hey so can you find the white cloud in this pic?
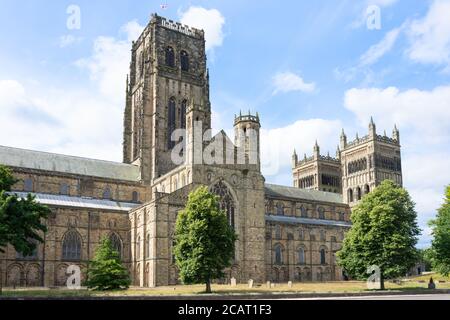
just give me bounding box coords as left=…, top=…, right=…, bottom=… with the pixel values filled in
left=59, top=35, right=83, bottom=48
left=360, top=28, right=401, bottom=66
left=75, top=21, right=145, bottom=104
left=0, top=79, right=123, bottom=161
left=272, top=72, right=316, bottom=95
left=120, top=20, right=145, bottom=42
left=406, top=0, right=450, bottom=69
left=0, top=21, right=147, bottom=162
left=179, top=6, right=225, bottom=52
left=344, top=84, right=450, bottom=248
left=261, top=119, right=342, bottom=177
left=344, top=85, right=450, bottom=141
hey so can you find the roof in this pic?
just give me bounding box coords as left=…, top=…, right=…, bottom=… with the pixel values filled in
left=266, top=215, right=351, bottom=228
left=265, top=183, right=344, bottom=204
left=0, top=145, right=140, bottom=181
left=10, top=192, right=139, bottom=212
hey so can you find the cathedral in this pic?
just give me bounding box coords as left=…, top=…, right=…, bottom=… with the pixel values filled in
left=0, top=14, right=402, bottom=288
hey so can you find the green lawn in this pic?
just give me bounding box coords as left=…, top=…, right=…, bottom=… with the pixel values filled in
left=1, top=275, right=449, bottom=298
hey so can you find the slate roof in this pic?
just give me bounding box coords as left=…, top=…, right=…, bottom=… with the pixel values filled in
left=10, top=192, right=139, bottom=212
left=266, top=215, right=351, bottom=228
left=0, top=145, right=140, bottom=181
left=265, top=183, right=344, bottom=204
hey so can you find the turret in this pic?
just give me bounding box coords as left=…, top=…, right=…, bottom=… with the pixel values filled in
left=369, top=116, right=376, bottom=138
left=292, top=149, right=298, bottom=169
left=313, top=140, right=320, bottom=159
left=340, top=129, right=347, bottom=149
left=393, top=124, right=400, bottom=144
left=336, top=145, right=341, bottom=159
left=234, top=110, right=261, bottom=168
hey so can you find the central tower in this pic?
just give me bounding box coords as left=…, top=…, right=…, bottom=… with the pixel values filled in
left=123, top=14, right=211, bottom=185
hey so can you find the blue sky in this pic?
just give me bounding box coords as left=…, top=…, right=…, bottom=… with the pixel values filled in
left=1, top=0, right=450, bottom=248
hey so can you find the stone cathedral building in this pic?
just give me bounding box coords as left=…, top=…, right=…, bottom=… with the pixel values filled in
left=0, top=14, right=402, bottom=288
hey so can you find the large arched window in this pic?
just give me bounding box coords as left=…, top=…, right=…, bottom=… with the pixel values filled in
left=165, top=46, right=175, bottom=67
left=180, top=50, right=189, bottom=72
left=320, top=248, right=326, bottom=265
left=109, top=233, right=122, bottom=258
left=62, top=230, right=82, bottom=261
left=356, top=187, right=362, bottom=200
left=274, top=244, right=283, bottom=265
left=168, top=97, right=176, bottom=149
left=364, top=184, right=370, bottom=194
left=211, top=180, right=235, bottom=229
left=298, top=247, right=305, bottom=265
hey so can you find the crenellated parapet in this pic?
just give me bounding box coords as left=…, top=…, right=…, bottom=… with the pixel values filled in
left=154, top=14, right=205, bottom=39
left=234, top=111, right=260, bottom=126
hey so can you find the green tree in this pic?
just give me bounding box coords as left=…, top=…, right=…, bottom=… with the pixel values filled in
left=85, top=236, right=131, bottom=291
left=428, top=186, right=450, bottom=276
left=174, top=186, right=237, bottom=293
left=0, top=165, right=50, bottom=293
left=337, top=180, right=420, bottom=289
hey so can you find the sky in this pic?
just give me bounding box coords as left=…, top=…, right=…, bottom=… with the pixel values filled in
left=1, top=0, right=450, bottom=248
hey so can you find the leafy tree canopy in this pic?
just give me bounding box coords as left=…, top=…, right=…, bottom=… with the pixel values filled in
left=0, top=165, right=49, bottom=256
left=85, top=236, right=131, bottom=291
left=174, top=186, right=237, bottom=293
left=337, top=180, right=420, bottom=287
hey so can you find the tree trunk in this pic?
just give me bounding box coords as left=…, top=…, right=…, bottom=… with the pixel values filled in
left=205, top=279, right=212, bottom=293
left=380, top=272, right=385, bottom=290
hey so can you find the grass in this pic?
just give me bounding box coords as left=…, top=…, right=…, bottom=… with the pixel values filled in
left=1, top=273, right=449, bottom=298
